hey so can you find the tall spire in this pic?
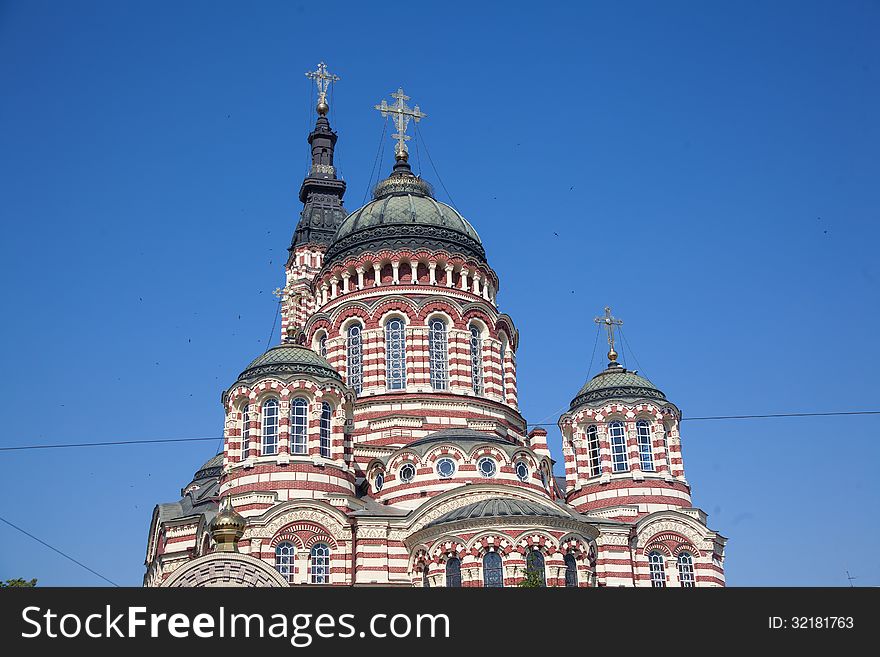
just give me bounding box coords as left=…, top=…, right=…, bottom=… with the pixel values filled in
left=290, top=61, right=347, bottom=250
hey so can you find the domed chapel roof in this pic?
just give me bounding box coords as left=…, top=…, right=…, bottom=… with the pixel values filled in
left=232, top=343, right=342, bottom=387
left=570, top=361, right=666, bottom=409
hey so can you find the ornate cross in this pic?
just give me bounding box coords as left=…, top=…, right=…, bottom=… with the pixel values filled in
left=374, top=87, right=426, bottom=160
left=594, top=306, right=624, bottom=362
left=305, top=61, right=339, bottom=109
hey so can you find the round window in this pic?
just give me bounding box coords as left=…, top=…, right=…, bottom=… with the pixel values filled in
left=477, top=457, right=497, bottom=478
left=375, top=473, right=384, bottom=491
left=436, top=458, right=456, bottom=478
left=515, top=461, right=529, bottom=482
left=399, top=463, right=416, bottom=483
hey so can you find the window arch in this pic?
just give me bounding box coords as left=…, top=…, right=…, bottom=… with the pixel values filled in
left=318, top=333, right=328, bottom=358
left=241, top=404, right=251, bottom=458
left=319, top=402, right=332, bottom=458
left=385, top=318, right=407, bottom=390
left=469, top=324, right=483, bottom=395
left=289, top=398, right=308, bottom=455
left=649, top=551, right=666, bottom=587
left=346, top=324, right=363, bottom=394
left=422, top=566, right=430, bottom=588
left=310, top=544, right=330, bottom=584
left=261, top=399, right=279, bottom=456
left=609, top=421, right=628, bottom=472
left=428, top=318, right=449, bottom=390
left=275, top=542, right=295, bottom=583
left=677, top=551, right=695, bottom=587
left=586, top=425, right=601, bottom=477
left=446, top=557, right=462, bottom=588
left=483, top=551, right=503, bottom=587
left=525, top=549, right=546, bottom=587
left=636, top=420, right=654, bottom=471
left=564, top=553, right=578, bottom=587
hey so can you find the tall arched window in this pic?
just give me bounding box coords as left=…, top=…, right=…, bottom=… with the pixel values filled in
left=483, top=551, right=503, bottom=588
left=319, top=402, right=332, bottom=458
left=428, top=318, right=449, bottom=390
left=677, top=552, right=695, bottom=587
left=564, top=553, right=578, bottom=587
left=649, top=551, right=666, bottom=587
left=346, top=324, right=363, bottom=394
left=241, top=404, right=251, bottom=458
left=310, top=544, right=330, bottom=584
left=470, top=325, right=483, bottom=395
left=422, top=566, right=430, bottom=588
left=275, top=542, right=295, bottom=583
left=662, top=423, right=671, bottom=464
left=289, top=398, right=308, bottom=455
left=499, top=340, right=507, bottom=399
left=586, top=425, right=601, bottom=477
left=445, top=557, right=462, bottom=588
left=609, top=421, right=628, bottom=472
left=385, top=318, right=407, bottom=390
left=261, top=399, right=279, bottom=456
left=636, top=420, right=654, bottom=471
left=319, top=333, right=328, bottom=358
left=525, top=550, right=546, bottom=587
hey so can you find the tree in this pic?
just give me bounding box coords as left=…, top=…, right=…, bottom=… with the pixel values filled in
left=517, top=568, right=543, bottom=588
left=0, top=578, right=37, bottom=587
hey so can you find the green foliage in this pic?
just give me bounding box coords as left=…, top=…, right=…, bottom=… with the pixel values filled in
left=0, top=578, right=37, bottom=587
left=517, top=568, right=544, bottom=588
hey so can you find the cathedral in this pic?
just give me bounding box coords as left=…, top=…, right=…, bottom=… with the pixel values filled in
left=144, top=63, right=727, bottom=588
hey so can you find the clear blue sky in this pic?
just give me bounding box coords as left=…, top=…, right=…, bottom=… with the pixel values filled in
left=1, top=1, right=878, bottom=587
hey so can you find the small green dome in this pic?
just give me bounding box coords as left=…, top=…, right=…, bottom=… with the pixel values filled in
left=570, top=363, right=666, bottom=409
left=323, top=161, right=485, bottom=267
left=234, top=344, right=342, bottom=386
left=425, top=497, right=572, bottom=528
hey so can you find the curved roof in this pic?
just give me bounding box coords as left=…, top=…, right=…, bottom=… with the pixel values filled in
left=232, top=343, right=342, bottom=386
left=323, top=161, right=485, bottom=267
left=425, top=497, right=572, bottom=528
left=570, top=362, right=666, bottom=409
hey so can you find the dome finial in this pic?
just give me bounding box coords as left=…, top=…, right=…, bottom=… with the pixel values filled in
left=594, top=306, right=624, bottom=367
left=305, top=61, right=339, bottom=117
left=209, top=495, right=245, bottom=552
left=374, top=87, right=426, bottom=163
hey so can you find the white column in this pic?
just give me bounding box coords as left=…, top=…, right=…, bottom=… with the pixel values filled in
left=472, top=272, right=481, bottom=295
left=356, top=267, right=365, bottom=290
left=330, top=277, right=339, bottom=299
left=410, top=262, right=418, bottom=284
left=342, top=272, right=351, bottom=294
left=460, top=268, right=469, bottom=291
left=429, top=262, right=437, bottom=285
left=444, top=265, right=454, bottom=287
left=373, top=263, right=381, bottom=286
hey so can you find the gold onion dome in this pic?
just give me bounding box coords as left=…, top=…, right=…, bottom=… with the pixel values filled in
left=210, top=496, right=245, bottom=552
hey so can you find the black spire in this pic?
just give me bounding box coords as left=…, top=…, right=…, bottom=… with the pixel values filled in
left=290, top=64, right=347, bottom=251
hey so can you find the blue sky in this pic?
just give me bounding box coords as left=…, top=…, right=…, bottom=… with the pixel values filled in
left=1, top=1, right=877, bottom=587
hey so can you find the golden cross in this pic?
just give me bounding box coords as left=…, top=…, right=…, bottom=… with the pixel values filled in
left=305, top=62, right=339, bottom=113
left=374, top=87, right=426, bottom=160
left=594, top=306, right=624, bottom=362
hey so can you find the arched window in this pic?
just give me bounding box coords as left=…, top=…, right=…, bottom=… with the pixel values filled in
left=470, top=325, right=483, bottom=395
left=422, top=566, right=430, bottom=588
left=446, top=557, right=462, bottom=588
left=564, top=553, right=578, bottom=587
left=649, top=551, right=666, bottom=587
left=241, top=404, right=251, bottom=458
left=428, top=318, right=449, bottom=390
left=483, top=551, right=503, bottom=587
left=586, top=425, right=601, bottom=477
left=261, top=399, right=279, bottom=456
left=385, top=318, right=407, bottom=390
left=275, top=542, right=295, bottom=583
left=525, top=550, right=546, bottom=587
left=319, top=333, right=328, bottom=358
left=346, top=324, right=363, bottom=394
left=310, top=544, right=330, bottom=584
left=374, top=472, right=384, bottom=492
left=319, top=402, right=332, bottom=458
left=289, top=398, right=308, bottom=455
left=499, top=340, right=507, bottom=399
left=636, top=420, right=654, bottom=471
left=677, top=552, right=695, bottom=587
left=609, top=421, right=628, bottom=472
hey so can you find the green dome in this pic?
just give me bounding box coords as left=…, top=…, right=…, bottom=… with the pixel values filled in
left=233, top=344, right=342, bottom=386
left=425, top=497, right=572, bottom=529
left=323, top=161, right=485, bottom=267
left=570, top=363, right=666, bottom=409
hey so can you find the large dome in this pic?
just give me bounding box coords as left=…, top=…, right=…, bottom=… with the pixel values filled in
left=323, top=160, right=485, bottom=267
left=570, top=362, right=666, bottom=409
left=232, top=343, right=342, bottom=386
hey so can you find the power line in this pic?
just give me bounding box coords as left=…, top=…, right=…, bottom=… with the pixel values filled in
left=526, top=410, right=880, bottom=426
left=414, top=122, right=458, bottom=209
left=0, top=515, right=120, bottom=587
left=0, top=436, right=221, bottom=452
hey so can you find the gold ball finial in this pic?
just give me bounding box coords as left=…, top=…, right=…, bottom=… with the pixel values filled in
left=316, top=99, right=329, bottom=116
left=210, top=496, right=245, bottom=552
left=395, top=148, right=409, bottom=162
left=608, top=347, right=618, bottom=362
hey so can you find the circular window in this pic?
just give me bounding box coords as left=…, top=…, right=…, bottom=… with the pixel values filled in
left=436, top=458, right=456, bottom=479
left=375, top=473, right=384, bottom=491
left=399, top=463, right=416, bottom=483
left=515, top=461, right=529, bottom=482
left=477, top=457, right=497, bottom=478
